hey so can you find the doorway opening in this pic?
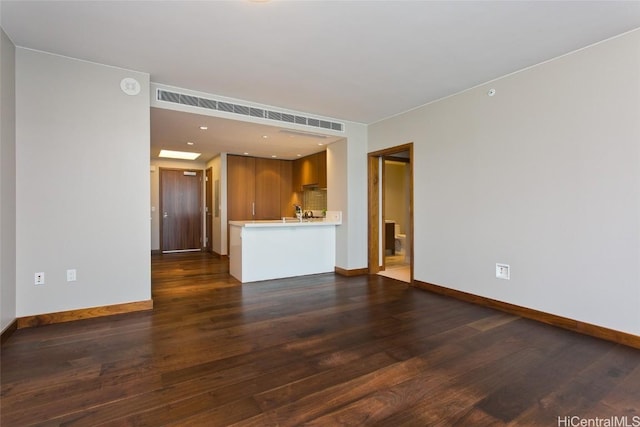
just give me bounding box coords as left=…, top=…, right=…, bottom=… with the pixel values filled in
left=368, top=143, right=413, bottom=283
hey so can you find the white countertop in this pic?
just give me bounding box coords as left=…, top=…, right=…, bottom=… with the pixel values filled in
left=229, top=218, right=341, bottom=228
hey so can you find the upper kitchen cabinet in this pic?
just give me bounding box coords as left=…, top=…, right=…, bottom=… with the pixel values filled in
left=228, top=155, right=292, bottom=221
left=316, top=150, right=327, bottom=189
left=292, top=151, right=327, bottom=191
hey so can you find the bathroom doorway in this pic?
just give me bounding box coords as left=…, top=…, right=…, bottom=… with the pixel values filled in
left=367, top=143, right=413, bottom=283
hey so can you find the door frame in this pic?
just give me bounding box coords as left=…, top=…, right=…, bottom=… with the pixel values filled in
left=206, top=167, right=213, bottom=253
left=159, top=167, right=204, bottom=253
left=367, top=143, right=414, bottom=281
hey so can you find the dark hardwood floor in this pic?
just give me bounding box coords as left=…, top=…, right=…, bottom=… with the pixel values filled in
left=2, top=252, right=640, bottom=426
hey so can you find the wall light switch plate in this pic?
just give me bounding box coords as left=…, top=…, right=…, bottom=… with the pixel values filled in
left=496, top=263, right=510, bottom=280
left=67, top=269, right=77, bottom=282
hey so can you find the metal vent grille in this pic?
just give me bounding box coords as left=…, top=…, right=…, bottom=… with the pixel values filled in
left=218, top=101, right=233, bottom=113
left=159, top=91, right=180, bottom=103
left=200, top=99, right=216, bottom=110
left=181, top=95, right=198, bottom=106
left=157, top=89, right=344, bottom=132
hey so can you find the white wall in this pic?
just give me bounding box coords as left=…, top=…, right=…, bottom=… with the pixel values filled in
left=150, top=159, right=206, bottom=251
left=206, top=155, right=224, bottom=255
left=327, top=126, right=368, bottom=271
left=0, top=28, right=16, bottom=332
left=369, top=30, right=640, bottom=335
left=327, top=140, right=348, bottom=267
left=327, top=123, right=368, bottom=270
left=344, top=124, right=369, bottom=270
left=16, top=49, right=151, bottom=316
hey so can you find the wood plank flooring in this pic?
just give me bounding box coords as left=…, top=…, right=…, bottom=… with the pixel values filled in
left=2, top=252, right=640, bottom=426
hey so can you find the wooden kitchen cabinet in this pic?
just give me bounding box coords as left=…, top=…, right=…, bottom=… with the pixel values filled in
left=228, top=155, right=293, bottom=220
left=227, top=155, right=255, bottom=220
left=292, top=157, right=302, bottom=190
left=300, top=154, right=317, bottom=187
left=279, top=159, right=295, bottom=217
left=317, top=150, right=327, bottom=189
left=292, top=150, right=327, bottom=191
left=254, top=158, right=281, bottom=219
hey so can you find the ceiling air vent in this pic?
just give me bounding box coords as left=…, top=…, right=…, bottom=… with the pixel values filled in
left=250, top=108, right=264, bottom=118
left=218, top=101, right=234, bottom=113
left=233, top=105, right=250, bottom=116
left=267, top=111, right=281, bottom=121
left=181, top=95, right=199, bottom=107
left=157, top=89, right=344, bottom=132
left=281, top=113, right=295, bottom=123
left=200, top=98, right=217, bottom=110
left=158, top=90, right=180, bottom=103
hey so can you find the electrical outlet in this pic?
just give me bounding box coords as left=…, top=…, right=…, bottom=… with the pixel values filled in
left=67, top=269, right=77, bottom=282
left=34, top=272, right=45, bottom=285
left=496, top=263, right=510, bottom=280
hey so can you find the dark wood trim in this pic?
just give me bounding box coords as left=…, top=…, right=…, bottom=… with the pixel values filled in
left=383, top=155, right=410, bottom=163
left=151, top=249, right=161, bottom=255
left=382, top=158, right=387, bottom=268
left=413, top=280, right=640, bottom=350
left=17, top=300, right=153, bottom=329
left=335, top=267, right=369, bottom=277
left=1, top=319, right=18, bottom=345
left=368, top=143, right=414, bottom=158
left=368, top=143, right=414, bottom=282
left=206, top=167, right=213, bottom=253
left=367, top=155, right=380, bottom=273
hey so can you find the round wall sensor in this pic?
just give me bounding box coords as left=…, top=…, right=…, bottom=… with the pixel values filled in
left=120, top=77, right=141, bottom=96
left=487, top=88, right=496, bottom=97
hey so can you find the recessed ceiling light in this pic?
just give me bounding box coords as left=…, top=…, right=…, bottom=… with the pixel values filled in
left=317, top=143, right=324, bottom=146
left=297, top=154, right=302, bottom=157
left=199, top=126, right=208, bottom=130
left=262, top=135, right=268, bottom=139
left=243, top=152, right=249, bottom=155
left=186, top=141, right=194, bottom=146
left=271, top=155, right=277, bottom=158
left=159, top=150, right=201, bottom=160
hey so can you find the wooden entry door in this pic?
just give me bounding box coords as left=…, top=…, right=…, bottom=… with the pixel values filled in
left=160, top=168, right=203, bottom=253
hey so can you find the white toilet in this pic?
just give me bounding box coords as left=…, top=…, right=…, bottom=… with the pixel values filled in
left=394, top=224, right=406, bottom=255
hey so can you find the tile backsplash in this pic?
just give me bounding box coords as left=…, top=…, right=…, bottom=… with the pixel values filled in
left=303, top=189, right=327, bottom=211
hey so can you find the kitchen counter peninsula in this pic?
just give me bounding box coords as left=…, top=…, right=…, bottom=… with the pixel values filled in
left=229, top=213, right=342, bottom=283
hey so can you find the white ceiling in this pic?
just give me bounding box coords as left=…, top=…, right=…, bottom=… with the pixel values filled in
left=150, top=107, right=344, bottom=161
left=3, top=1, right=640, bottom=161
